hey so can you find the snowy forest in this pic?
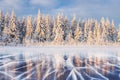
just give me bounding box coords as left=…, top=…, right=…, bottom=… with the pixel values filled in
left=0, top=10, right=120, bottom=46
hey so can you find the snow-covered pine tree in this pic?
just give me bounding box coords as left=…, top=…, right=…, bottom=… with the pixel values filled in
left=83, top=21, right=88, bottom=42
left=4, top=12, right=10, bottom=27
left=79, top=20, right=85, bottom=39
left=63, top=17, right=74, bottom=44
left=86, top=19, right=93, bottom=32
left=71, top=14, right=77, bottom=39
left=25, top=16, right=33, bottom=44
left=93, top=20, right=102, bottom=44
left=74, top=22, right=82, bottom=43
left=33, top=16, right=37, bottom=32
left=52, top=17, right=57, bottom=41
left=32, top=16, right=37, bottom=41
left=87, top=31, right=94, bottom=45
left=2, top=12, right=10, bottom=45
left=100, top=17, right=108, bottom=44
left=117, top=25, right=120, bottom=43
left=53, top=26, right=64, bottom=44
left=105, top=18, right=111, bottom=43
left=85, top=19, right=93, bottom=43
left=39, top=14, right=46, bottom=42
left=53, top=14, right=64, bottom=44
left=108, top=20, right=117, bottom=42
left=2, top=25, right=10, bottom=45
left=63, top=16, right=69, bottom=41
left=83, top=21, right=89, bottom=42
left=0, top=11, right=4, bottom=42
left=17, top=17, right=26, bottom=44
left=8, top=10, right=20, bottom=45
left=45, top=15, right=51, bottom=41
left=66, top=31, right=74, bottom=45
left=34, top=10, right=41, bottom=42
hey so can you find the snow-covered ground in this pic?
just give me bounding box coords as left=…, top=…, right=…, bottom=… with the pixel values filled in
left=0, top=45, right=120, bottom=54
left=0, top=46, right=120, bottom=80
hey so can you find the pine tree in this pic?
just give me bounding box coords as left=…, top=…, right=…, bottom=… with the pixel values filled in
left=0, top=11, right=4, bottom=41
left=63, top=16, right=69, bottom=40
left=100, top=17, right=107, bottom=44
left=34, top=10, right=41, bottom=42
left=93, top=20, right=102, bottom=44
left=2, top=12, right=10, bottom=45
left=17, top=17, right=26, bottom=44
left=105, top=18, right=111, bottom=43
left=74, top=22, right=82, bottom=42
left=83, top=22, right=88, bottom=42
left=53, top=26, right=64, bottom=44
left=25, top=16, right=33, bottom=44
left=9, top=10, right=16, bottom=32
left=45, top=15, right=51, bottom=41
left=87, top=31, right=93, bottom=45
left=53, top=14, right=64, bottom=44
left=52, top=17, right=57, bottom=41
left=87, top=19, right=93, bottom=30
left=4, top=12, right=10, bottom=27
left=105, top=18, right=111, bottom=28
left=66, top=31, right=74, bottom=45
left=108, top=20, right=116, bottom=42
left=71, top=15, right=77, bottom=38
left=39, top=14, right=46, bottom=42
left=8, top=10, right=20, bottom=45
left=117, top=26, right=120, bottom=43
left=26, top=16, right=33, bottom=38
left=33, top=16, right=37, bottom=31
left=2, top=25, right=10, bottom=45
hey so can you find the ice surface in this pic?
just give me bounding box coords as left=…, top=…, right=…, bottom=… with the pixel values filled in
left=0, top=46, right=120, bottom=80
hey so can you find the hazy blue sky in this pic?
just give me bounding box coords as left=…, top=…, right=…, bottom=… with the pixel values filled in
left=0, top=0, right=120, bottom=25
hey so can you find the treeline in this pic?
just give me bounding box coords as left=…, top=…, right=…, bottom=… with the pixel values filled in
left=0, top=10, right=120, bottom=46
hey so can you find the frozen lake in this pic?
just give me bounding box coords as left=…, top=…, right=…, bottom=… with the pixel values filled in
left=0, top=46, right=120, bottom=80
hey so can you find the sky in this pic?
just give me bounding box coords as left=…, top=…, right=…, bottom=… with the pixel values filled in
left=0, top=0, right=120, bottom=26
